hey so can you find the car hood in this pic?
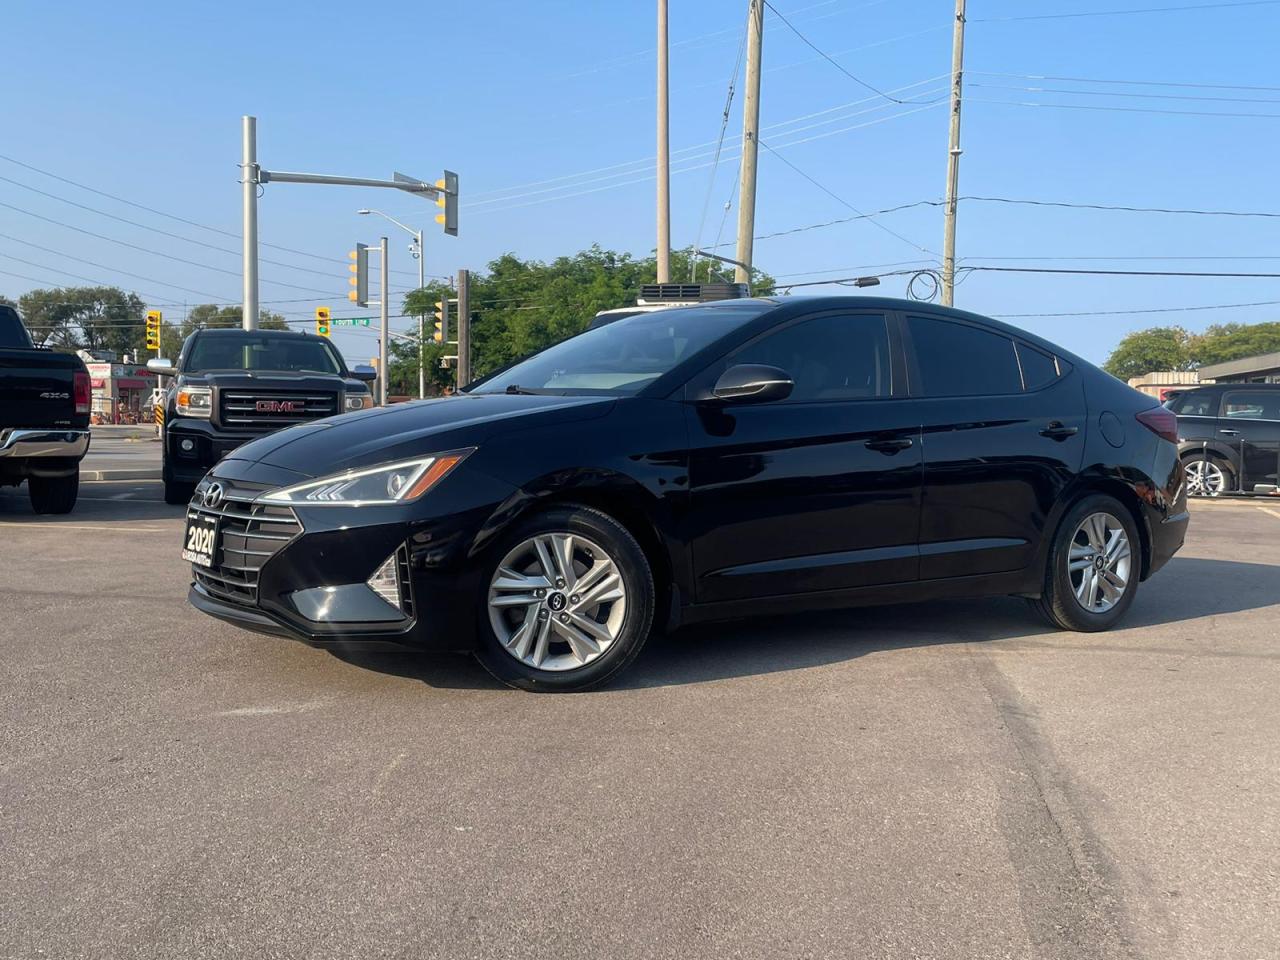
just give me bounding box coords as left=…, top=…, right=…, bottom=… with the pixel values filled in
left=222, top=392, right=616, bottom=477
left=179, top=370, right=364, bottom=393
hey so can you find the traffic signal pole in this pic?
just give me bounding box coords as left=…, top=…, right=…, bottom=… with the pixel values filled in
left=416, top=227, right=425, bottom=399
left=237, top=115, right=457, bottom=336
left=379, top=237, right=389, bottom=406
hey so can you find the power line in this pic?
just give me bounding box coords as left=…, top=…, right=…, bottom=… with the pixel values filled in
left=961, top=196, right=1280, bottom=218
left=969, top=83, right=1280, bottom=104
left=757, top=139, right=936, bottom=255
left=0, top=200, right=339, bottom=295
left=972, top=1, right=1280, bottom=22
left=971, top=97, right=1280, bottom=120
left=0, top=153, right=427, bottom=280
left=971, top=71, right=1280, bottom=93
left=961, top=265, right=1280, bottom=278
left=994, top=299, right=1280, bottom=318
left=762, top=0, right=944, bottom=106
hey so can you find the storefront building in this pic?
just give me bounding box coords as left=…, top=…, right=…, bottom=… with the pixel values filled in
left=86, top=361, right=159, bottom=424
left=1197, top=352, right=1280, bottom=385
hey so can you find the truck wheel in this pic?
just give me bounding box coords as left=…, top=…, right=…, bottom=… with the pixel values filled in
left=28, top=472, right=79, bottom=515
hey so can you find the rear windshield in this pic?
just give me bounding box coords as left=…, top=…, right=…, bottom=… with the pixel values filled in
left=0, top=307, right=34, bottom=349
left=185, top=335, right=344, bottom=374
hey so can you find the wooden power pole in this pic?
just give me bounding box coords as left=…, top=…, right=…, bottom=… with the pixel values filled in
left=733, top=0, right=764, bottom=286
left=941, top=0, right=966, bottom=306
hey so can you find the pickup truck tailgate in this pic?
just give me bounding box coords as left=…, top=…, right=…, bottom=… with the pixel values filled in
left=0, top=347, right=86, bottom=430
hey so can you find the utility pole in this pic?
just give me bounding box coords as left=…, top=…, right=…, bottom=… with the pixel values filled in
left=941, top=0, right=966, bottom=307
left=456, top=269, right=470, bottom=390
left=656, top=0, right=671, bottom=282
left=241, top=116, right=259, bottom=330
left=379, top=236, right=389, bottom=405
left=734, top=0, right=764, bottom=285
left=415, top=228, right=425, bottom=399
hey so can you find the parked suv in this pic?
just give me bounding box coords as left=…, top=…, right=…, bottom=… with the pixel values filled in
left=149, top=328, right=377, bottom=504
left=1168, top=383, right=1280, bottom=496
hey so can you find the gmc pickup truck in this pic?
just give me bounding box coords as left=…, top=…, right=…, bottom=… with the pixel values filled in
left=0, top=305, right=91, bottom=513
left=148, top=327, right=376, bottom=504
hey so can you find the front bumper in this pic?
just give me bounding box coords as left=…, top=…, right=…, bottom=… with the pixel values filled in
left=183, top=458, right=515, bottom=653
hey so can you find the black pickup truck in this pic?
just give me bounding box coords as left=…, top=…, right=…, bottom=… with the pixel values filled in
left=149, top=327, right=376, bottom=504
left=0, top=305, right=91, bottom=513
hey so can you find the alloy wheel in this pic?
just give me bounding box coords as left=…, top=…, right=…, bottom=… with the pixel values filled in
left=1184, top=459, right=1225, bottom=497
left=487, top=532, right=627, bottom=671
left=1067, top=512, right=1132, bottom=614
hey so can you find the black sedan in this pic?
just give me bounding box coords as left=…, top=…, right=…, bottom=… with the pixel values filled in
left=184, top=296, right=1189, bottom=691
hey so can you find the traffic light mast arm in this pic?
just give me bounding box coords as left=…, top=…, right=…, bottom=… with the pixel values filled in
left=260, top=169, right=442, bottom=198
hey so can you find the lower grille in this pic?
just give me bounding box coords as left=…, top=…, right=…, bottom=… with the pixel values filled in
left=189, top=478, right=300, bottom=607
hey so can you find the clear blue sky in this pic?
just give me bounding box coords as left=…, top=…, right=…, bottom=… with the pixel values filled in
left=2, top=0, right=1278, bottom=364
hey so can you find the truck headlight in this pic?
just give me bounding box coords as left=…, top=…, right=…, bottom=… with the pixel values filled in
left=259, top=449, right=471, bottom=505
left=176, top=387, right=212, bottom=417
left=344, top=393, right=373, bottom=412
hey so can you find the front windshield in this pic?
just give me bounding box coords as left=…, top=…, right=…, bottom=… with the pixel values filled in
left=186, top=335, right=344, bottom=375
left=472, top=303, right=767, bottom=395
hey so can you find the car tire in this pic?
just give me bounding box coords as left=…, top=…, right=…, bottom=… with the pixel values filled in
left=162, top=459, right=194, bottom=506
left=474, top=505, right=655, bottom=692
left=28, top=471, right=79, bottom=514
left=1181, top=452, right=1232, bottom=498
left=1028, top=493, right=1140, bottom=632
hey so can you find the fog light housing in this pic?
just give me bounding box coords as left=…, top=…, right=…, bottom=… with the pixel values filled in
left=180, top=438, right=195, bottom=452
left=367, top=552, right=401, bottom=609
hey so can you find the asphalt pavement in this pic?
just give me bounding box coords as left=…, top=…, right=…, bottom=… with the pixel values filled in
left=1, top=484, right=1277, bottom=959
left=82, top=425, right=163, bottom=480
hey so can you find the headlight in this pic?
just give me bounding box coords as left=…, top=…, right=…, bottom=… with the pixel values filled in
left=176, top=387, right=212, bottom=417
left=259, top=449, right=472, bottom=506
left=344, top=393, right=373, bottom=412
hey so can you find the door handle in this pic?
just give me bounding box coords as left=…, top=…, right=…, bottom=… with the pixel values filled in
left=865, top=437, right=913, bottom=454
left=1220, top=429, right=1240, bottom=436
left=1039, top=421, right=1079, bottom=441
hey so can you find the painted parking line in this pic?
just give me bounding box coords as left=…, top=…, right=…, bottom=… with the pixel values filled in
left=1258, top=506, right=1280, bottom=520
left=0, top=522, right=172, bottom=533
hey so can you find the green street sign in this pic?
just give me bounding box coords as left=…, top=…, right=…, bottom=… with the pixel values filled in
left=331, top=317, right=373, bottom=327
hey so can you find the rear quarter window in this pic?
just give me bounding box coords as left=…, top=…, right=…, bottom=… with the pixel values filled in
left=1015, top=342, right=1059, bottom=391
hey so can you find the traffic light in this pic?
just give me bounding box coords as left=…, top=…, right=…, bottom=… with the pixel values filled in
left=348, top=243, right=369, bottom=306
left=435, top=170, right=458, bottom=237
left=145, top=310, right=162, bottom=350
left=315, top=306, right=331, bottom=337
left=431, top=299, right=447, bottom=343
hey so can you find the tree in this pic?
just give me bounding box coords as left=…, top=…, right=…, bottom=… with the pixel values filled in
left=1194, top=321, right=1280, bottom=366
left=398, top=245, right=775, bottom=391
left=181, top=304, right=290, bottom=337
left=15, top=286, right=144, bottom=353
left=1102, top=327, right=1195, bottom=380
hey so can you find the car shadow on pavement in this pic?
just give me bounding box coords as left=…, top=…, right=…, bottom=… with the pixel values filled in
left=330, top=555, right=1279, bottom=691
left=0, top=481, right=183, bottom=523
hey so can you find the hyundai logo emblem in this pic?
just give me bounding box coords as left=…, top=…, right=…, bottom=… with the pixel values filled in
left=202, top=482, right=225, bottom=509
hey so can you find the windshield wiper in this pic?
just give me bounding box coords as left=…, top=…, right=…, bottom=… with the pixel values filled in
left=504, top=384, right=544, bottom=395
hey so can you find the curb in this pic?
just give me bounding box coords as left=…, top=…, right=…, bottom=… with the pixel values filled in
left=82, top=469, right=162, bottom=482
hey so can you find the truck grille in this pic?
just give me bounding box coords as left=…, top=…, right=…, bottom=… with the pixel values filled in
left=219, top=390, right=337, bottom=430
left=189, top=478, right=300, bottom=607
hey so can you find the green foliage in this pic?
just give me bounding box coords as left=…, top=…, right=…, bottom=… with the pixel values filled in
left=1102, top=327, right=1195, bottom=379
left=17, top=286, right=145, bottom=354
left=396, top=245, right=774, bottom=392
left=182, top=304, right=290, bottom=337
left=1195, top=321, right=1280, bottom=366
left=1103, top=321, right=1280, bottom=379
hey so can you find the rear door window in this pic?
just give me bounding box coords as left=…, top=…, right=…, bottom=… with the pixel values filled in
left=906, top=315, right=1022, bottom=397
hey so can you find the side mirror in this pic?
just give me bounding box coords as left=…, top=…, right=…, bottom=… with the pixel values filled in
left=351, top=365, right=377, bottom=383
left=147, top=358, right=177, bottom=378
left=711, top=364, right=793, bottom=404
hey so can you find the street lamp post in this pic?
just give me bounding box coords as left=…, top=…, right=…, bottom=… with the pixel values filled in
left=358, top=208, right=426, bottom=398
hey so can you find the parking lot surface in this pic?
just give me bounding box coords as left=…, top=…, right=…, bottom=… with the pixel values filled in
left=2, top=484, right=1278, bottom=959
